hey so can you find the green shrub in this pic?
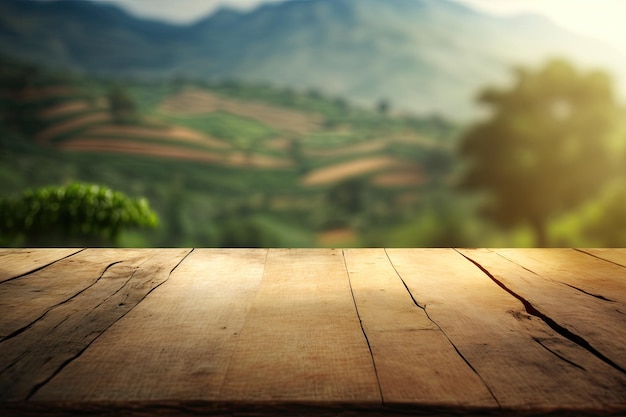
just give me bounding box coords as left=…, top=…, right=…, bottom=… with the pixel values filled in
left=0, top=183, right=158, bottom=246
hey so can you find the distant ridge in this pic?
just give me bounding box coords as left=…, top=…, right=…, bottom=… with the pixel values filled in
left=0, top=0, right=624, bottom=119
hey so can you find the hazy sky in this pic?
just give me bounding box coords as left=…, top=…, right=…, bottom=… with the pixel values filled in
left=79, top=0, right=626, bottom=55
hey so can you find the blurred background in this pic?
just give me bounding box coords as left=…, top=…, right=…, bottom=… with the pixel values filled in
left=1, top=0, right=625, bottom=248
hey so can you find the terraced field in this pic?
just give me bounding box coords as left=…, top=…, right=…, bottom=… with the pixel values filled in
left=1, top=66, right=457, bottom=248
left=16, top=85, right=299, bottom=170
left=3, top=72, right=446, bottom=192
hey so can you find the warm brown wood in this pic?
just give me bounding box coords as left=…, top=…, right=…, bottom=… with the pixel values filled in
left=0, top=248, right=152, bottom=339
left=0, top=249, right=190, bottom=401
left=33, top=249, right=267, bottom=401
left=218, top=248, right=381, bottom=402
left=494, top=248, right=626, bottom=305
left=0, top=248, right=83, bottom=283
left=459, top=248, right=626, bottom=372
left=0, top=248, right=625, bottom=416
left=385, top=249, right=626, bottom=409
left=579, top=248, right=626, bottom=268
left=343, top=248, right=497, bottom=406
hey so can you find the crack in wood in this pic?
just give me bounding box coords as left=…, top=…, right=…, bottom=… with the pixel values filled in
left=495, top=251, right=540, bottom=276
left=533, top=338, right=587, bottom=371
left=89, top=263, right=145, bottom=312
left=0, top=260, right=123, bottom=344
left=22, top=249, right=194, bottom=401
left=574, top=249, right=626, bottom=269
left=458, top=251, right=626, bottom=377
left=0, top=249, right=85, bottom=285
left=562, top=283, right=615, bottom=302
left=383, top=249, right=502, bottom=408
left=342, top=250, right=385, bottom=405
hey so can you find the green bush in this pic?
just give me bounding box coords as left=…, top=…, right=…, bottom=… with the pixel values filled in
left=0, top=183, right=158, bottom=246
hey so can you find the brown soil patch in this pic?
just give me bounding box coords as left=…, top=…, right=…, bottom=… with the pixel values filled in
left=302, top=157, right=399, bottom=186
left=395, top=131, right=438, bottom=147
left=159, top=89, right=322, bottom=135
left=316, top=228, right=358, bottom=247
left=40, top=101, right=90, bottom=119
left=86, top=125, right=231, bottom=149
left=372, top=168, right=426, bottom=187
left=227, top=152, right=292, bottom=169
left=36, top=112, right=110, bottom=143
left=305, top=140, right=387, bottom=158
left=59, top=138, right=291, bottom=169
left=265, top=137, right=292, bottom=152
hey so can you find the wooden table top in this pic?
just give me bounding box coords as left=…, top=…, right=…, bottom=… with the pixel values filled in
left=0, top=248, right=625, bottom=416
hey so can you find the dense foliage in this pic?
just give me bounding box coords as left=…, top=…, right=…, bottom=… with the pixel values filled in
left=0, top=183, right=158, bottom=246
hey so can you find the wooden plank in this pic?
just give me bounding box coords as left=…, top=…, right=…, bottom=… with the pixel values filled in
left=32, top=249, right=266, bottom=401
left=0, top=248, right=152, bottom=339
left=386, top=248, right=626, bottom=409
left=0, top=248, right=83, bottom=283
left=218, top=248, right=381, bottom=402
left=460, top=248, right=626, bottom=372
left=343, top=248, right=497, bottom=406
left=0, top=248, right=190, bottom=401
left=579, top=248, right=626, bottom=268
left=494, top=248, right=626, bottom=305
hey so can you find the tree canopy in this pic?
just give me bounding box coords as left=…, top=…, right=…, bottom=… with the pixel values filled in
left=459, top=59, right=619, bottom=246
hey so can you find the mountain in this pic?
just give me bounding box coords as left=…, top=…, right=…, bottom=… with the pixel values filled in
left=1, top=0, right=624, bottom=119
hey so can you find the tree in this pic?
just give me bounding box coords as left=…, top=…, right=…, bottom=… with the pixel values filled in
left=579, top=180, right=626, bottom=246
left=459, top=59, right=618, bottom=246
left=0, top=183, right=158, bottom=246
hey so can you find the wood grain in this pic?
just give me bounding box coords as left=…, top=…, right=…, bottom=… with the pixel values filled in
left=0, top=249, right=82, bottom=283
left=343, top=248, right=497, bottom=406
left=579, top=248, right=626, bottom=268
left=0, top=249, right=190, bottom=401
left=494, top=249, right=626, bottom=305
left=386, top=248, right=626, bottom=409
left=0, top=249, right=148, bottom=339
left=1, top=248, right=625, bottom=415
left=460, top=248, right=626, bottom=373
left=33, top=249, right=267, bottom=401
left=218, top=248, right=381, bottom=402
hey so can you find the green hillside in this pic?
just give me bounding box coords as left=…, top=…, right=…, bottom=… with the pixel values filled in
left=0, top=56, right=463, bottom=248
left=2, top=0, right=624, bottom=119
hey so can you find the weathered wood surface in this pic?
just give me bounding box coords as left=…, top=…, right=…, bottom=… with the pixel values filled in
left=0, top=248, right=82, bottom=284
left=0, top=248, right=625, bottom=416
